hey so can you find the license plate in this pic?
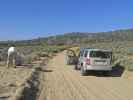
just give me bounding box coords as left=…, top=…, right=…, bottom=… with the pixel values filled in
left=95, top=60, right=106, bottom=62
left=96, top=62, right=105, bottom=65
left=94, top=60, right=107, bottom=65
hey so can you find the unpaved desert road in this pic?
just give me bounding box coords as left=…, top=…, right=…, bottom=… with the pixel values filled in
left=39, top=51, right=133, bottom=100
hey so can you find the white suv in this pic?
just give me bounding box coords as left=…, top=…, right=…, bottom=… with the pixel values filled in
left=76, top=48, right=112, bottom=75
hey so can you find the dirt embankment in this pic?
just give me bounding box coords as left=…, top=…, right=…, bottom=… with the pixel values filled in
left=0, top=63, right=42, bottom=100
left=38, top=51, right=133, bottom=100
left=0, top=67, right=33, bottom=100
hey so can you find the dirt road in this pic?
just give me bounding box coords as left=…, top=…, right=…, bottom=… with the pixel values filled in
left=39, top=51, right=133, bottom=100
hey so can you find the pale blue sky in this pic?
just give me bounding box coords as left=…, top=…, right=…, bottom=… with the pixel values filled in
left=0, top=0, right=133, bottom=40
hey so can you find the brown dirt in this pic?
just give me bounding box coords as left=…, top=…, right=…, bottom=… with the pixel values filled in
left=39, top=51, right=133, bottom=100
left=0, top=66, right=33, bottom=100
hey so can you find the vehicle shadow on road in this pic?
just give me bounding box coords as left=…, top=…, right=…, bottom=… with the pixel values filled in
left=110, top=63, right=125, bottom=77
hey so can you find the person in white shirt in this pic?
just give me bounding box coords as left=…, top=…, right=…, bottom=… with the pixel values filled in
left=7, top=46, right=17, bottom=68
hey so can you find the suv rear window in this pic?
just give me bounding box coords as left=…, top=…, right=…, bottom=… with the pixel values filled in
left=90, top=51, right=111, bottom=58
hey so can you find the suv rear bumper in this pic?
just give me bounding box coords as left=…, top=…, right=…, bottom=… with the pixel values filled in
left=85, top=65, right=112, bottom=71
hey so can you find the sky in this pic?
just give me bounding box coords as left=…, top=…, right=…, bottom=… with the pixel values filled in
left=0, top=0, right=133, bottom=40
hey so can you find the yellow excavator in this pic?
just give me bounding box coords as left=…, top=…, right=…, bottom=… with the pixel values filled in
left=65, top=48, right=79, bottom=65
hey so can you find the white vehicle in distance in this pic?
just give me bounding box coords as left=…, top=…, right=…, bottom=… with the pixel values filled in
left=76, top=48, right=112, bottom=76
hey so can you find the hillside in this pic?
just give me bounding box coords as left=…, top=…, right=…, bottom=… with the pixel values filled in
left=45, top=28, right=133, bottom=45
left=0, top=28, right=133, bottom=46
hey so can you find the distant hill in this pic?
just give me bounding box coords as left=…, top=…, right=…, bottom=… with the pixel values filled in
left=44, top=28, right=133, bottom=45
left=0, top=28, right=133, bottom=46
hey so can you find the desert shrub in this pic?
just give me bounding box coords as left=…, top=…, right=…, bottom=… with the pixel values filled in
left=31, top=54, right=40, bottom=61
left=121, top=57, right=133, bottom=71
left=23, top=55, right=33, bottom=64
left=128, top=65, right=133, bottom=71
left=37, top=52, right=49, bottom=57
left=0, top=48, right=8, bottom=61
left=126, top=48, right=133, bottom=55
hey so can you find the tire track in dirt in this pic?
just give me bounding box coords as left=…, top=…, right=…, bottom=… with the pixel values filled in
left=65, top=69, right=118, bottom=100
left=96, top=78, right=133, bottom=100
left=39, top=51, right=133, bottom=100
left=81, top=77, right=124, bottom=100
left=65, top=69, right=99, bottom=100
left=66, top=65, right=125, bottom=100
left=61, top=70, right=86, bottom=100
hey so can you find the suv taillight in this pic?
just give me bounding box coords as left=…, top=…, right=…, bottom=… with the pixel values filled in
left=85, top=58, right=90, bottom=65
